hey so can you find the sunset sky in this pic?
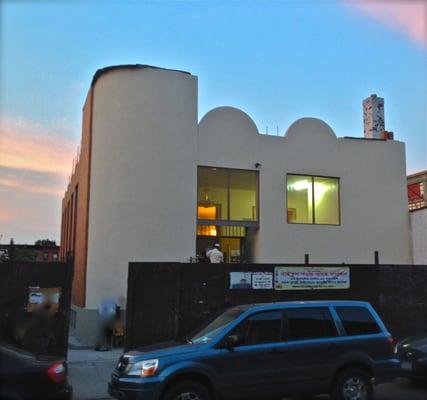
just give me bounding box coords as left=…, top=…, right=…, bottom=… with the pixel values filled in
left=0, top=0, right=426, bottom=244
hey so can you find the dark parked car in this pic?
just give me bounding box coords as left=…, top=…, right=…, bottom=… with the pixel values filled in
left=109, top=301, right=399, bottom=400
left=0, top=343, right=72, bottom=400
left=397, top=333, right=427, bottom=382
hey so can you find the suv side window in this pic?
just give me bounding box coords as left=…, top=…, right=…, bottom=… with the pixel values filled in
left=335, top=306, right=381, bottom=336
left=229, top=310, right=284, bottom=346
left=284, top=307, right=338, bottom=341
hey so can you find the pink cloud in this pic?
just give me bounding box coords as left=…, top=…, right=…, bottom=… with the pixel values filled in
left=343, top=0, right=427, bottom=47
left=0, top=116, right=78, bottom=176
left=0, top=175, right=63, bottom=197
left=0, top=116, right=78, bottom=243
left=0, top=207, right=17, bottom=222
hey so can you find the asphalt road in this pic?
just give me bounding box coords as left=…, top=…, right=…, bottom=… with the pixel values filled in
left=371, top=380, right=427, bottom=400
left=283, top=379, right=427, bottom=400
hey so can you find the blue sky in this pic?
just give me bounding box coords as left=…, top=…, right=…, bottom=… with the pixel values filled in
left=0, top=0, right=426, bottom=243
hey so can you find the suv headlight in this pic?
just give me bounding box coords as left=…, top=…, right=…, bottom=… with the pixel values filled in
left=127, top=359, right=159, bottom=376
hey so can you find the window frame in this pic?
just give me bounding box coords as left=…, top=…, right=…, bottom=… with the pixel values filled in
left=191, top=308, right=246, bottom=344
left=334, top=306, right=382, bottom=337
left=286, top=173, right=341, bottom=226
left=221, top=309, right=286, bottom=348
left=197, top=166, right=260, bottom=227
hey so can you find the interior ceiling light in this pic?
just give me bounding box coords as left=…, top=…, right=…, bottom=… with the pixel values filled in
left=290, top=180, right=311, bottom=191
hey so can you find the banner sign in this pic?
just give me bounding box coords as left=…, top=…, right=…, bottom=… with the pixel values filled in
left=252, top=272, right=273, bottom=289
left=229, top=272, right=273, bottom=290
left=229, top=272, right=252, bottom=289
left=27, top=287, right=62, bottom=312
left=274, top=267, right=350, bottom=290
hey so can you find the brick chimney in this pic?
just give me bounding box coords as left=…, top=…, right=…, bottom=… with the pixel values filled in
left=363, top=94, right=385, bottom=139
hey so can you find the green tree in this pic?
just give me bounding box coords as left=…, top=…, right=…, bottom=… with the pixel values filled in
left=34, top=239, right=57, bottom=247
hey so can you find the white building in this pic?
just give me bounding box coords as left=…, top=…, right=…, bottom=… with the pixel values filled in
left=411, top=208, right=427, bottom=265
left=61, top=65, right=413, bottom=343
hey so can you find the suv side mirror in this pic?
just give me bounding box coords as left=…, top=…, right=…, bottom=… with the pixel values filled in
left=224, top=334, right=244, bottom=349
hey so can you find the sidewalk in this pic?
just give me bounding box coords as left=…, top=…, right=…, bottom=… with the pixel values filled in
left=68, top=347, right=123, bottom=400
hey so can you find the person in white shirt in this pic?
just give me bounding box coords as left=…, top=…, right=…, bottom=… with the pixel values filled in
left=206, top=243, right=224, bottom=263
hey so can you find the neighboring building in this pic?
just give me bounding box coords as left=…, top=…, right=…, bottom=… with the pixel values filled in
left=61, top=65, right=413, bottom=343
left=0, top=243, right=60, bottom=262
left=407, top=170, right=427, bottom=210
left=410, top=208, right=427, bottom=265
left=407, top=170, right=427, bottom=265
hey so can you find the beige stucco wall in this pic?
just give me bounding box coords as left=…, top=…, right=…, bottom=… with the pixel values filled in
left=83, top=67, right=413, bottom=310
left=410, top=208, right=427, bottom=264
left=198, top=107, right=413, bottom=265
left=85, top=68, right=198, bottom=309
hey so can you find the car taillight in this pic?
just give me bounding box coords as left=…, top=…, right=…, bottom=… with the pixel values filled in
left=387, top=336, right=396, bottom=354
left=47, top=362, right=66, bottom=384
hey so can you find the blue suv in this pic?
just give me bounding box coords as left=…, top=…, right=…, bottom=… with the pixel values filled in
left=109, top=301, right=399, bottom=400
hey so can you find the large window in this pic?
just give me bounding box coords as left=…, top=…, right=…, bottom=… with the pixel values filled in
left=287, top=174, right=340, bottom=225
left=198, top=167, right=258, bottom=222
left=198, top=167, right=228, bottom=220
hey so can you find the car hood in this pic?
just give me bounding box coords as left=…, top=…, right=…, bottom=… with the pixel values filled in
left=125, top=340, right=205, bottom=360
left=0, top=342, right=64, bottom=365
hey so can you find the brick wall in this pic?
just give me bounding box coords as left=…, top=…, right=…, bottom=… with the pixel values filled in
left=60, top=88, right=93, bottom=307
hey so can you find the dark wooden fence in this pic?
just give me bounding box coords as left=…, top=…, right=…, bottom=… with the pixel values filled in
left=125, top=263, right=427, bottom=351
left=0, top=261, right=73, bottom=358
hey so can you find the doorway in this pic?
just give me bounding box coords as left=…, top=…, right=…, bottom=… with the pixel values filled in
left=220, top=238, right=241, bottom=263
left=196, top=232, right=246, bottom=264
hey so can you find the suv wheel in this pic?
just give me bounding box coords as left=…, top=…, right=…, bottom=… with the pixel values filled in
left=331, top=368, right=373, bottom=400
left=163, top=380, right=211, bottom=400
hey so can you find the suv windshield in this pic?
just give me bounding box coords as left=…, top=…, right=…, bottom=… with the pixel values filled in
left=190, top=308, right=245, bottom=344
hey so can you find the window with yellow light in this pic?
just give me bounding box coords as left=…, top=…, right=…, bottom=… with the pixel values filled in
left=287, top=174, right=340, bottom=225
